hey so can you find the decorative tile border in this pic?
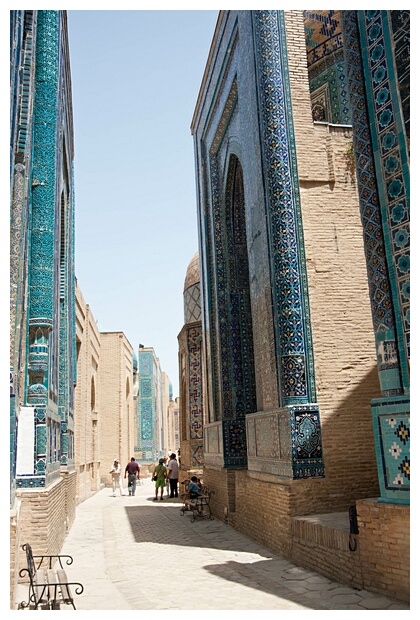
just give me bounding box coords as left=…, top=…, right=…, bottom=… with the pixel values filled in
left=188, top=326, right=203, bottom=448
left=341, top=10, right=406, bottom=396
left=357, top=10, right=409, bottom=389
left=252, top=10, right=317, bottom=405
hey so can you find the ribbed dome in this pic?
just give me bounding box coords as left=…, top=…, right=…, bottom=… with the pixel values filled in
left=183, top=251, right=200, bottom=292
left=183, top=251, right=201, bottom=324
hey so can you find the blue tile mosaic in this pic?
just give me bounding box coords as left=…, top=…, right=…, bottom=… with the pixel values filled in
left=303, top=11, right=351, bottom=124
left=290, top=405, right=324, bottom=478
left=136, top=350, right=161, bottom=461
left=252, top=10, right=317, bottom=406
left=194, top=11, right=323, bottom=477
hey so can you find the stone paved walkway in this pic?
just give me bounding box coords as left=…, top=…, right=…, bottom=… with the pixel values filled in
left=16, top=479, right=409, bottom=611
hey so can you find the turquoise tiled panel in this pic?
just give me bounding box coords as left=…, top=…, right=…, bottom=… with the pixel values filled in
left=141, top=400, right=153, bottom=441
left=36, top=424, right=47, bottom=455
left=290, top=404, right=324, bottom=478
left=372, top=396, right=409, bottom=503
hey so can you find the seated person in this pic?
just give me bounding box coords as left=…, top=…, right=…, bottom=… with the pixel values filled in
left=188, top=476, right=202, bottom=498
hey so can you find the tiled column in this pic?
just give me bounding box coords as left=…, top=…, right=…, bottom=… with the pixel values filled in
left=18, top=11, right=60, bottom=488
left=342, top=10, right=409, bottom=503
left=251, top=10, right=324, bottom=478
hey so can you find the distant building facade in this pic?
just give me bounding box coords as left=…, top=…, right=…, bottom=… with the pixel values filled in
left=98, top=332, right=136, bottom=484
left=135, top=346, right=164, bottom=463
left=192, top=9, right=409, bottom=602
left=161, top=374, right=179, bottom=456
left=74, top=284, right=137, bottom=499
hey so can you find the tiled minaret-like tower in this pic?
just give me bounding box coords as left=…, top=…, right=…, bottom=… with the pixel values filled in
left=11, top=10, right=76, bottom=493
left=178, top=252, right=204, bottom=472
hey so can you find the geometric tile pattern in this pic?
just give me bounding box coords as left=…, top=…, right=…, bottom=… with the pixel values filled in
left=184, top=283, right=202, bottom=323
left=205, top=146, right=256, bottom=465
left=30, top=11, right=60, bottom=322
left=245, top=404, right=324, bottom=479
left=341, top=9, right=400, bottom=394
left=290, top=404, right=325, bottom=478
left=184, top=252, right=202, bottom=323
left=191, top=445, right=204, bottom=467
left=224, top=157, right=257, bottom=419
left=207, top=78, right=239, bottom=427
left=303, top=11, right=351, bottom=124
left=390, top=11, right=410, bottom=143
left=10, top=12, right=35, bottom=373
left=136, top=348, right=163, bottom=462
left=341, top=10, right=409, bottom=395
left=184, top=251, right=201, bottom=291
left=188, top=326, right=203, bottom=443
left=357, top=10, right=410, bottom=388
left=196, top=11, right=323, bottom=478
left=252, top=11, right=317, bottom=404
left=371, top=396, right=409, bottom=503
left=136, top=350, right=155, bottom=456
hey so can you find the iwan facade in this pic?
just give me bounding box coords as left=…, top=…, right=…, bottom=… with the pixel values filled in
left=192, top=10, right=409, bottom=602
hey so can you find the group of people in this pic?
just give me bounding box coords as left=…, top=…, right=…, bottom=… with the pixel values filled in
left=152, top=452, right=179, bottom=501
left=108, top=451, right=183, bottom=500
left=109, top=457, right=140, bottom=497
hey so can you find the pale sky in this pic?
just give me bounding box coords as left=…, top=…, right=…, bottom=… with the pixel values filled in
left=67, top=8, right=219, bottom=396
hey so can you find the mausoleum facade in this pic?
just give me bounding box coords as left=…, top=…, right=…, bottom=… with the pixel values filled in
left=191, top=10, right=409, bottom=601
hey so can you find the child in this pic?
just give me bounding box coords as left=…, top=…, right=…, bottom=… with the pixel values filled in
left=188, top=476, right=202, bottom=498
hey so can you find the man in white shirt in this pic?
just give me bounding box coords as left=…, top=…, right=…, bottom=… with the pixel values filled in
left=167, top=453, right=179, bottom=498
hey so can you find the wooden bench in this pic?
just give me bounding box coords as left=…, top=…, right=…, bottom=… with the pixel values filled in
left=18, top=543, right=84, bottom=610
left=180, top=482, right=214, bottom=522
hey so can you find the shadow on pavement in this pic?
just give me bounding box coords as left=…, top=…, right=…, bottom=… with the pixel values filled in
left=124, top=503, right=272, bottom=559
left=124, top=503, right=325, bottom=608
left=202, top=559, right=326, bottom=610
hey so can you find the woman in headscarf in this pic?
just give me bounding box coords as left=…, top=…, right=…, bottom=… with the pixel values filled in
left=152, top=458, right=167, bottom=501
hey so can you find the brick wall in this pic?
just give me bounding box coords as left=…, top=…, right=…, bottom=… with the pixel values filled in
left=74, top=283, right=102, bottom=504
left=290, top=515, right=364, bottom=590
left=15, top=471, right=77, bottom=579
left=356, top=499, right=409, bottom=602
left=10, top=503, right=21, bottom=608
left=205, top=467, right=408, bottom=602
left=285, top=10, right=381, bottom=508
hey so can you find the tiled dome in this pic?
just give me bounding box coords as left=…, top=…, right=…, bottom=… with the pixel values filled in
left=183, top=251, right=200, bottom=292
left=183, top=252, right=201, bottom=324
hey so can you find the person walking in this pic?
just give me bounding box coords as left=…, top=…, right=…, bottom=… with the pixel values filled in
left=167, top=452, right=179, bottom=498
left=109, top=459, right=124, bottom=497
left=163, top=456, right=170, bottom=497
left=152, top=458, right=167, bottom=501
left=124, top=457, right=140, bottom=496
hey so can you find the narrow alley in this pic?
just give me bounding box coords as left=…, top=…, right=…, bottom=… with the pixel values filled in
left=16, top=479, right=408, bottom=611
